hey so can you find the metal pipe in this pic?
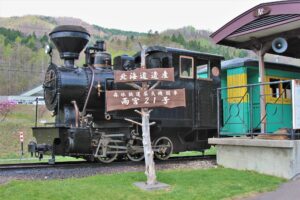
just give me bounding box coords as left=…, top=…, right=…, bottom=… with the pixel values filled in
left=57, top=92, right=60, bottom=126
left=249, top=86, right=253, bottom=138
left=82, top=66, right=95, bottom=116
left=35, top=97, right=38, bottom=127
left=71, top=101, right=79, bottom=128
left=219, top=80, right=291, bottom=90
left=217, top=88, right=220, bottom=138
left=292, top=129, right=295, bottom=140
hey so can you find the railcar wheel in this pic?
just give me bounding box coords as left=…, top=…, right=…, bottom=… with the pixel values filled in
left=95, top=141, right=118, bottom=164
left=154, top=136, right=173, bottom=160
left=127, top=137, right=144, bottom=162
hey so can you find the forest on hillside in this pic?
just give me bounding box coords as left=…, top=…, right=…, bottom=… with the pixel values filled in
left=0, top=16, right=249, bottom=95
left=0, top=28, right=48, bottom=95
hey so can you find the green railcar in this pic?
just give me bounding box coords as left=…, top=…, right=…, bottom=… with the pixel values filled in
left=198, top=58, right=300, bottom=136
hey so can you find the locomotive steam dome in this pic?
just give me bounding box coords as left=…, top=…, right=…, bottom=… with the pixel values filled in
left=49, top=25, right=90, bottom=61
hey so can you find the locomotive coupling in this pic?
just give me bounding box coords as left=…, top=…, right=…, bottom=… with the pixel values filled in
left=28, top=141, right=52, bottom=159
left=28, top=141, right=37, bottom=157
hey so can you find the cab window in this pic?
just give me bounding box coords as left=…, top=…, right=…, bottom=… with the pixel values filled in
left=197, top=64, right=208, bottom=78
left=180, top=56, right=194, bottom=79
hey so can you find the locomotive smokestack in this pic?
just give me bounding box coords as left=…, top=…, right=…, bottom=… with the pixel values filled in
left=49, top=25, right=90, bottom=67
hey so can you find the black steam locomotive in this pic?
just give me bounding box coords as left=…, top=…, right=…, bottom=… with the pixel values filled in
left=28, top=25, right=223, bottom=163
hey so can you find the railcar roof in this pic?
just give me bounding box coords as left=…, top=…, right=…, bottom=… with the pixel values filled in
left=165, top=47, right=224, bottom=60
left=198, top=57, right=300, bottom=74
left=133, top=46, right=224, bottom=60
left=221, top=57, right=300, bottom=71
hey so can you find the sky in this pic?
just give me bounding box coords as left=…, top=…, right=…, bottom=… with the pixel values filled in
left=0, top=0, right=279, bottom=32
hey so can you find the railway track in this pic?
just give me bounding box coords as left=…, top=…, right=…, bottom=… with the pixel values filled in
left=0, top=155, right=216, bottom=171
left=0, top=161, right=88, bottom=170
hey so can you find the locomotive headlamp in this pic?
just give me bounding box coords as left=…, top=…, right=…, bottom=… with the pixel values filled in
left=45, top=44, right=52, bottom=55
left=211, top=66, right=220, bottom=77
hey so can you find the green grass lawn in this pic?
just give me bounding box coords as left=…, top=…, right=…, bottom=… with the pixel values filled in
left=0, top=168, right=285, bottom=200
left=172, top=147, right=216, bottom=157
left=0, top=105, right=54, bottom=159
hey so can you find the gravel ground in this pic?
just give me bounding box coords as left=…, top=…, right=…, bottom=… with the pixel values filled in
left=0, top=159, right=216, bottom=185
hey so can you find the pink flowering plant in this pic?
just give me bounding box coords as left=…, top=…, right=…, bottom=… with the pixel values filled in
left=0, top=100, right=17, bottom=122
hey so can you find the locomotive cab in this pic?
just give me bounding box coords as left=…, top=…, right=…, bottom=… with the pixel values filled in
left=111, top=47, right=223, bottom=153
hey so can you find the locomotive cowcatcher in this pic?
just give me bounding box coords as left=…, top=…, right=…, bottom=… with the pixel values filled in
left=28, top=25, right=223, bottom=164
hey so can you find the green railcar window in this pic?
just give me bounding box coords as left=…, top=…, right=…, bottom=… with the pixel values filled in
left=266, top=76, right=291, bottom=104
left=282, top=82, right=291, bottom=99
left=269, top=78, right=280, bottom=98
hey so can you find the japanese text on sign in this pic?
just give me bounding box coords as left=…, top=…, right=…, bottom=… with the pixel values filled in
left=106, top=89, right=186, bottom=112
left=114, top=68, right=174, bottom=83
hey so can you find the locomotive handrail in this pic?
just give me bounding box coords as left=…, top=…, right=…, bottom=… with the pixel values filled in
left=104, top=78, right=114, bottom=116
left=81, top=66, right=95, bottom=116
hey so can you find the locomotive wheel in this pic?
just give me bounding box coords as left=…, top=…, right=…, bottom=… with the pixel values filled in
left=96, top=154, right=118, bottom=164
left=154, top=136, right=173, bottom=160
left=83, top=155, right=96, bottom=163
left=127, top=137, right=144, bottom=162
left=95, top=141, right=118, bottom=164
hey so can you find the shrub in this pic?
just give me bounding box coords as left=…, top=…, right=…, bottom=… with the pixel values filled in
left=0, top=100, right=17, bottom=122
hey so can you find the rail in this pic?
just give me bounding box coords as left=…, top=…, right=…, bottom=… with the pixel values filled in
left=0, top=155, right=216, bottom=170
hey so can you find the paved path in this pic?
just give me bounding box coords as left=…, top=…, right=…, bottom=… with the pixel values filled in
left=244, top=179, right=300, bottom=200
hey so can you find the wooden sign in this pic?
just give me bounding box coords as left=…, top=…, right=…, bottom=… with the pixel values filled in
left=114, top=68, right=174, bottom=83
left=106, top=89, right=186, bottom=112
left=253, top=6, right=271, bottom=18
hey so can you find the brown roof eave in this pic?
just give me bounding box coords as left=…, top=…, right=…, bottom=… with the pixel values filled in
left=210, top=0, right=300, bottom=45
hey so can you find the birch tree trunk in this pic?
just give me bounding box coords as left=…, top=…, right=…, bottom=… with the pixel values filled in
left=141, top=108, right=157, bottom=185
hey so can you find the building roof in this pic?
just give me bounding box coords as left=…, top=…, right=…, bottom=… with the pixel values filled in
left=20, top=85, right=43, bottom=96
left=210, top=0, right=300, bottom=58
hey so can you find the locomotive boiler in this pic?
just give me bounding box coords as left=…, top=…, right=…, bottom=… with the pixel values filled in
left=28, top=25, right=223, bottom=164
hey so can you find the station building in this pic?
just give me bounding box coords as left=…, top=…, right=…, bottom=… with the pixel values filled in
left=208, top=0, right=300, bottom=179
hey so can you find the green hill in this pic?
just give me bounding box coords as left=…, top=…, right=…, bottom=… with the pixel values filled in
left=0, top=15, right=249, bottom=95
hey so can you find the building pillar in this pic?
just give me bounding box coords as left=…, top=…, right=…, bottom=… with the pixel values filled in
left=257, top=50, right=266, bottom=133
